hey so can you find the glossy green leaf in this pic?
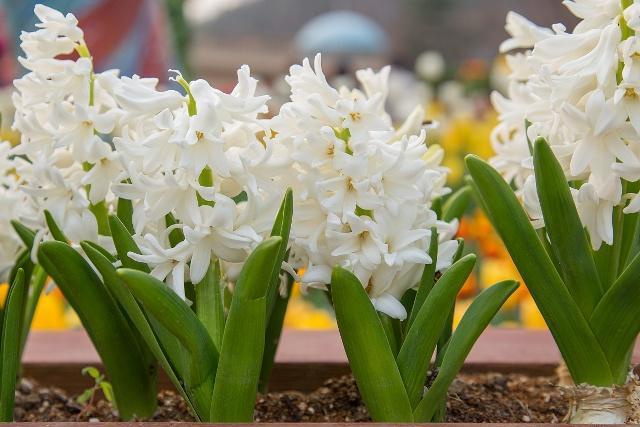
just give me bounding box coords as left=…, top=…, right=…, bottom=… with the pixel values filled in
left=378, top=312, right=401, bottom=356
left=116, top=197, right=135, bottom=235
left=413, top=280, right=518, bottom=421
left=265, top=189, right=293, bottom=318
left=108, top=215, right=150, bottom=272
left=117, top=268, right=216, bottom=418
left=590, top=251, right=640, bottom=383
left=259, top=273, right=293, bottom=393
left=442, top=185, right=472, bottom=222
left=195, top=260, right=224, bottom=351
left=38, top=242, right=157, bottom=419
left=209, top=297, right=266, bottom=422
left=80, top=242, right=194, bottom=415
left=406, top=228, right=438, bottom=331
left=10, top=220, right=35, bottom=249
left=620, top=181, right=640, bottom=269
left=44, top=210, right=68, bottom=242
left=331, top=266, right=413, bottom=422
left=235, top=236, right=283, bottom=300
left=466, top=155, right=613, bottom=385
left=397, top=254, right=476, bottom=408
left=0, top=269, right=25, bottom=421
left=533, top=138, right=602, bottom=317
left=210, top=236, right=283, bottom=421
left=19, top=265, right=47, bottom=354
left=82, top=240, right=117, bottom=262
left=436, top=239, right=466, bottom=364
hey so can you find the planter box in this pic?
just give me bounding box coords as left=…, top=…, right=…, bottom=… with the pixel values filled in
left=16, top=328, right=640, bottom=426
left=22, top=327, right=624, bottom=394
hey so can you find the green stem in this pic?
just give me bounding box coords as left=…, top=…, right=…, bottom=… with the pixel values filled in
left=378, top=312, right=401, bottom=356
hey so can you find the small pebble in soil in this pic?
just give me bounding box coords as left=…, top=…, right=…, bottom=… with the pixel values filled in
left=14, top=372, right=568, bottom=423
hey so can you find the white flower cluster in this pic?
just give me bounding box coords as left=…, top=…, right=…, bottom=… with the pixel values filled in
left=272, top=55, right=457, bottom=320
left=0, top=142, right=33, bottom=279
left=10, top=4, right=283, bottom=298
left=11, top=4, right=120, bottom=257
left=6, top=5, right=458, bottom=319
left=492, top=0, right=640, bottom=249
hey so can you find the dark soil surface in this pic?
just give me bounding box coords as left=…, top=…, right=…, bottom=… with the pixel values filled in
left=14, top=372, right=568, bottom=422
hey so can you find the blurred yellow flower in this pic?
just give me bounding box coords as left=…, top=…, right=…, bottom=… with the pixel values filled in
left=520, top=296, right=547, bottom=329
left=1, top=280, right=69, bottom=330
left=283, top=286, right=336, bottom=330
left=30, top=287, right=68, bottom=330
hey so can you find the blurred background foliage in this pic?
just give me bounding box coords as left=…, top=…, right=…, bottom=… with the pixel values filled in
left=0, top=0, right=570, bottom=330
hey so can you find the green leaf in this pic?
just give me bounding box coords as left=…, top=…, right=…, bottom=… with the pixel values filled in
left=117, top=268, right=216, bottom=418
left=10, top=220, right=35, bottom=249
left=533, top=138, right=602, bottom=317
left=413, top=280, right=518, bottom=422
left=9, top=249, right=33, bottom=290
left=209, top=298, right=266, bottom=422
left=19, top=265, right=47, bottom=354
left=82, top=366, right=101, bottom=380
left=195, top=260, right=225, bottom=351
left=209, top=236, right=284, bottom=422
left=82, top=240, right=117, bottom=263
left=442, top=185, right=472, bottom=222
left=259, top=273, right=293, bottom=393
left=44, top=210, right=68, bottom=242
left=397, top=254, right=476, bottom=408
left=116, top=198, right=135, bottom=235
left=378, top=312, right=401, bottom=357
left=406, top=227, right=438, bottom=331
left=466, top=155, right=613, bottom=385
left=0, top=269, right=26, bottom=421
left=590, top=251, right=640, bottom=383
left=100, top=381, right=115, bottom=404
left=81, top=242, right=194, bottom=415
left=108, top=215, right=150, bottom=272
left=331, top=266, right=413, bottom=422
left=38, top=242, right=157, bottom=420
left=620, top=181, right=640, bottom=269
left=265, top=189, right=293, bottom=318
left=235, top=236, right=283, bottom=300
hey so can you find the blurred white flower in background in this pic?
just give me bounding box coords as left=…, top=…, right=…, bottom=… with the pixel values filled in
left=415, top=50, right=446, bottom=81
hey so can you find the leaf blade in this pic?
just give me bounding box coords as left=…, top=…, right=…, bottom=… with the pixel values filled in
left=0, top=269, right=26, bottom=421
left=397, top=254, right=476, bottom=408
left=533, top=138, right=602, bottom=316
left=38, top=242, right=157, bottom=419
left=466, top=155, right=613, bottom=385
left=413, top=280, right=518, bottom=421
left=331, top=266, right=413, bottom=422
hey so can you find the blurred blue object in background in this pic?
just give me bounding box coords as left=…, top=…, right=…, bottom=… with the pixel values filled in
left=295, top=10, right=388, bottom=55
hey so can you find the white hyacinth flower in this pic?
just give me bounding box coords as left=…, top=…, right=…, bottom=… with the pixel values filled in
left=491, top=1, right=640, bottom=250
left=272, top=54, right=457, bottom=320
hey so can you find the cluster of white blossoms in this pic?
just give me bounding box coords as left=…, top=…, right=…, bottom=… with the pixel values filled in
left=492, top=0, right=640, bottom=249
left=10, top=3, right=135, bottom=266
left=0, top=142, right=34, bottom=279
left=6, top=5, right=458, bottom=318
left=272, top=55, right=458, bottom=320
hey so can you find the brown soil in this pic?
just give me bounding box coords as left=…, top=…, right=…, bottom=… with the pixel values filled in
left=14, top=372, right=568, bottom=423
